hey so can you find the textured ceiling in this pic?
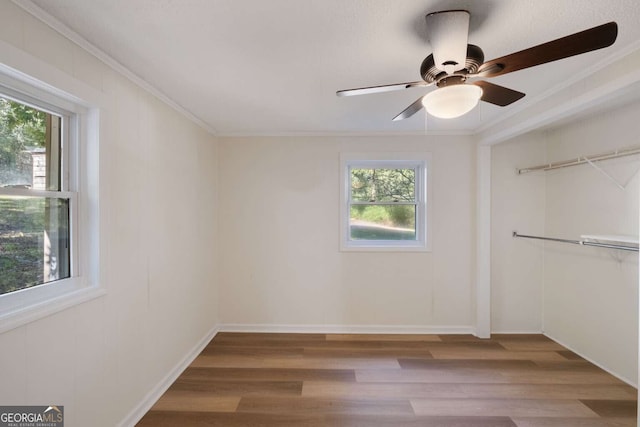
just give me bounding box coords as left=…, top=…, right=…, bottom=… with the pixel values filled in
left=27, top=0, right=640, bottom=136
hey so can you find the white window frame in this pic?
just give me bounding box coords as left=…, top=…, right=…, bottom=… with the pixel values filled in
left=340, top=152, right=432, bottom=252
left=0, top=43, right=103, bottom=333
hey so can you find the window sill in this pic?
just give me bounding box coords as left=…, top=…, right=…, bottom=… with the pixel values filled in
left=0, top=285, right=106, bottom=334
left=340, top=242, right=431, bottom=252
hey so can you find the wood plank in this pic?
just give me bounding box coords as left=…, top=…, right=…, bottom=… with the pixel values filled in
left=398, top=358, right=537, bottom=370
left=326, top=334, right=442, bottom=342
left=200, top=345, right=304, bottom=357
left=496, top=341, right=567, bottom=351
left=137, top=412, right=517, bottom=427
left=356, top=368, right=506, bottom=384
left=137, top=411, right=329, bottom=427
left=429, top=348, right=569, bottom=361
left=502, top=370, right=628, bottom=385
left=513, top=417, right=636, bottom=427
left=190, top=354, right=268, bottom=369
left=557, top=350, right=586, bottom=360
left=236, top=396, right=414, bottom=416
left=179, top=366, right=356, bottom=382
left=169, top=379, right=302, bottom=396
left=302, top=381, right=637, bottom=400
left=192, top=354, right=400, bottom=369
left=437, top=334, right=552, bottom=343
left=410, top=398, right=599, bottom=417
left=215, top=334, right=505, bottom=349
left=303, top=346, right=434, bottom=358
left=212, top=338, right=448, bottom=350
left=533, top=360, right=605, bottom=372
left=260, top=356, right=402, bottom=370
left=150, top=391, right=240, bottom=412
left=580, top=400, right=638, bottom=418
left=320, top=414, right=517, bottom=427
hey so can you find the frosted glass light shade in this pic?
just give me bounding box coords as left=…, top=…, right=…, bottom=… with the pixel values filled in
left=422, top=85, right=483, bottom=119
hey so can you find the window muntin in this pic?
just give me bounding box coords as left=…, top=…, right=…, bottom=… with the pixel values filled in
left=0, top=95, right=73, bottom=296
left=341, top=156, right=429, bottom=251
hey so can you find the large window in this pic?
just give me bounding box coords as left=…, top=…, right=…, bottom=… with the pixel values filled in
left=340, top=153, right=430, bottom=251
left=0, top=96, right=71, bottom=296
left=0, top=49, right=101, bottom=332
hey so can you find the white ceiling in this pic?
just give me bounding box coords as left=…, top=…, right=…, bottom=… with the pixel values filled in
left=26, top=0, right=640, bottom=136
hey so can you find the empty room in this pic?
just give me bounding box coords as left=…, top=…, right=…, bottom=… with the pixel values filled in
left=0, top=1, right=639, bottom=426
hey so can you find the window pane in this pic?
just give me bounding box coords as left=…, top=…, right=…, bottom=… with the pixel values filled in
left=0, top=196, right=70, bottom=295
left=351, top=168, right=415, bottom=202
left=349, top=205, right=416, bottom=240
left=0, top=97, right=61, bottom=191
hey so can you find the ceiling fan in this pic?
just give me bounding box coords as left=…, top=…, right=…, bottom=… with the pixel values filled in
left=336, top=10, right=618, bottom=120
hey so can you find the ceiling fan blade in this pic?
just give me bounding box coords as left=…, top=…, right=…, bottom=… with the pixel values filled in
left=477, top=22, right=618, bottom=78
left=472, top=81, right=525, bottom=106
left=336, top=81, right=430, bottom=97
left=392, top=96, right=425, bottom=121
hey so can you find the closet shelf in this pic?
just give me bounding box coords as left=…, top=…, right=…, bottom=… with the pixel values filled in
left=517, top=145, right=640, bottom=174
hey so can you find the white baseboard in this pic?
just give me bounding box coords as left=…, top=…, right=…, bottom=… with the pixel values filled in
left=218, top=323, right=475, bottom=335
left=117, top=323, right=220, bottom=427
left=544, top=332, right=638, bottom=388
left=490, top=330, right=544, bottom=334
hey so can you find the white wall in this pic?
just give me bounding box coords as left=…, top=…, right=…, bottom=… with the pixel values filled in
left=491, top=133, right=546, bottom=332
left=218, top=135, right=476, bottom=331
left=543, top=104, right=639, bottom=385
left=491, top=101, right=640, bottom=385
left=0, top=2, right=220, bottom=426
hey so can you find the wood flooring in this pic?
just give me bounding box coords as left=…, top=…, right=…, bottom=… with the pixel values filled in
left=136, top=333, right=637, bottom=426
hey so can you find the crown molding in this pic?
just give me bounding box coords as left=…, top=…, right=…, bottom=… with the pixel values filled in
left=12, top=0, right=218, bottom=135
left=477, top=38, right=640, bottom=142
left=216, top=129, right=475, bottom=138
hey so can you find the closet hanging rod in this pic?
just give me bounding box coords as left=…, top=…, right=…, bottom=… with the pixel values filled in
left=512, top=232, right=639, bottom=252
left=517, top=146, right=640, bottom=175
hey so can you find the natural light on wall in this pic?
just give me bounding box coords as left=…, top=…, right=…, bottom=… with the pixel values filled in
left=422, top=85, right=483, bottom=119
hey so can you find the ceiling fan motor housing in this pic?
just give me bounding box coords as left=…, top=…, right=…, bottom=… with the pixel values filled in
left=425, top=10, right=470, bottom=73
left=420, top=44, right=485, bottom=84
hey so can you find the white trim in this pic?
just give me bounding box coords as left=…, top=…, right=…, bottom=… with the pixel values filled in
left=217, top=130, right=475, bottom=138
left=544, top=332, right=637, bottom=388
left=11, top=0, right=217, bottom=135
left=475, top=145, right=491, bottom=338
left=0, top=39, right=105, bottom=109
left=490, top=330, right=543, bottom=334
left=219, top=323, right=474, bottom=335
left=117, top=324, right=221, bottom=427
left=0, top=287, right=105, bottom=334
left=0, top=40, right=102, bottom=332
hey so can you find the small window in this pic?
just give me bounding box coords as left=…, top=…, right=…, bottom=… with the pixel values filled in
left=340, top=153, right=430, bottom=251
